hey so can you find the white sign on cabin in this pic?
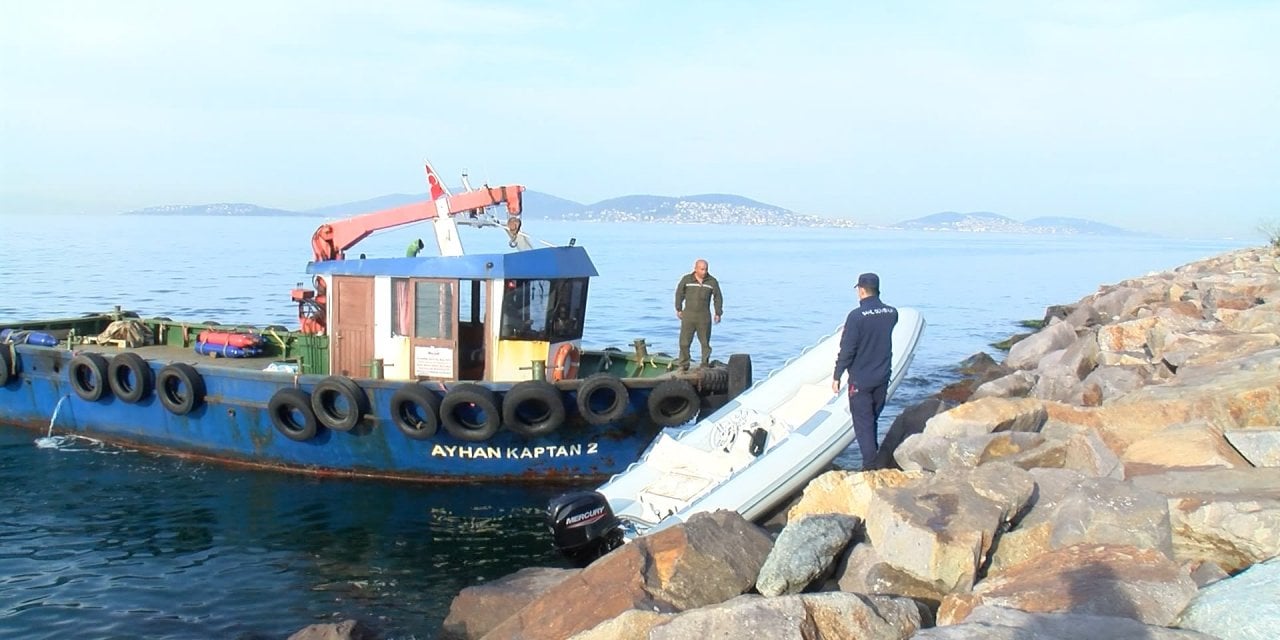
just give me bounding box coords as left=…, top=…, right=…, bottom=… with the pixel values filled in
left=414, top=345, right=454, bottom=378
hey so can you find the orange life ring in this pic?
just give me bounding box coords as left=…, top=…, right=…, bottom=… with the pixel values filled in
left=551, top=343, right=581, bottom=382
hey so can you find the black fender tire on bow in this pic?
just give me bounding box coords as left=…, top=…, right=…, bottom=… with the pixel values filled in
left=503, top=380, right=566, bottom=438
left=108, top=352, right=154, bottom=404
left=69, top=352, right=110, bottom=401
left=647, top=378, right=700, bottom=427
left=727, top=354, right=753, bottom=399
left=156, top=362, right=206, bottom=415
left=390, top=384, right=441, bottom=440
left=269, top=387, right=317, bottom=442
left=310, top=375, right=368, bottom=432
left=575, top=373, right=630, bottom=426
left=440, top=383, right=502, bottom=442
left=0, top=347, right=12, bottom=386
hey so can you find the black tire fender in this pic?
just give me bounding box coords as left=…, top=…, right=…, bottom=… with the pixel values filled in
left=269, top=387, right=317, bottom=442
left=575, top=374, right=630, bottom=426
left=503, top=380, right=566, bottom=438
left=0, top=347, right=13, bottom=386
left=728, top=353, right=753, bottom=399
left=156, top=362, right=206, bottom=415
left=310, top=375, right=368, bottom=432
left=108, top=352, right=154, bottom=404
left=390, top=384, right=442, bottom=440
left=647, top=378, right=700, bottom=427
left=440, top=383, right=502, bottom=442
left=69, top=352, right=110, bottom=401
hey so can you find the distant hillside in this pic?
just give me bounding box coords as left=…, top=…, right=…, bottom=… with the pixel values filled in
left=122, top=203, right=316, bottom=217
left=576, top=193, right=788, bottom=217
left=120, top=198, right=1132, bottom=235
left=120, top=190, right=853, bottom=228
left=1023, top=216, right=1143, bottom=236
left=522, top=191, right=585, bottom=219
left=895, top=211, right=1022, bottom=231
left=564, top=192, right=828, bottom=226
left=895, top=211, right=1139, bottom=235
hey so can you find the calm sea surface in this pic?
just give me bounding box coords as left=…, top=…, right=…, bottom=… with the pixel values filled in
left=0, top=215, right=1250, bottom=638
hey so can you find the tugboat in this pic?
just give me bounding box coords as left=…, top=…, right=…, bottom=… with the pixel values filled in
left=0, top=163, right=750, bottom=482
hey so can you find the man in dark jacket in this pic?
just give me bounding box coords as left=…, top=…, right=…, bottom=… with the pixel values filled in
left=674, top=258, right=724, bottom=370
left=832, top=272, right=898, bottom=469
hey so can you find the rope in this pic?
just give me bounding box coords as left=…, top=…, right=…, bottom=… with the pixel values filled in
left=266, top=326, right=287, bottom=351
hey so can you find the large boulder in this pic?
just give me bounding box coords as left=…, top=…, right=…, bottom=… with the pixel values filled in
left=1113, top=348, right=1280, bottom=430
left=566, top=610, right=671, bottom=640
left=648, top=593, right=925, bottom=640
left=834, top=542, right=953, bottom=608
left=786, top=469, right=923, bottom=523
left=870, top=397, right=950, bottom=469
left=921, top=397, right=1047, bottom=439
left=1039, top=421, right=1125, bottom=479
left=1158, top=332, right=1280, bottom=371
left=914, top=605, right=1215, bottom=639
left=1122, top=421, right=1252, bottom=474
left=1176, top=555, right=1280, bottom=640
left=1047, top=349, right=1280, bottom=456
left=1096, top=316, right=1161, bottom=354
left=1217, top=302, right=1280, bottom=335
left=938, top=544, right=1198, bottom=626
left=1224, top=428, right=1280, bottom=467
left=288, top=620, right=378, bottom=640
left=895, top=431, right=1052, bottom=472
left=479, top=510, right=773, bottom=640
left=970, top=370, right=1037, bottom=400
left=1129, top=468, right=1280, bottom=573
left=756, top=514, right=859, bottom=596
left=864, top=464, right=1035, bottom=593
left=989, top=468, right=1173, bottom=573
left=1005, top=321, right=1078, bottom=370
left=1078, top=365, right=1148, bottom=406
left=441, top=567, right=577, bottom=639
left=1087, top=285, right=1146, bottom=323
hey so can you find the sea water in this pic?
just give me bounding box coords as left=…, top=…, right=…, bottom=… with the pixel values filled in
left=0, top=215, right=1249, bottom=638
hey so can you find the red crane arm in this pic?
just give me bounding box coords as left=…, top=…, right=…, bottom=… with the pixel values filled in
left=310, top=183, right=525, bottom=262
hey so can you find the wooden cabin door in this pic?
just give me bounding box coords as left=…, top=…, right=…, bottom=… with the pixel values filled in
left=407, top=279, right=458, bottom=379
left=331, top=277, right=374, bottom=377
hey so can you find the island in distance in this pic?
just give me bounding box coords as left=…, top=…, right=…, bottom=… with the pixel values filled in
left=122, top=192, right=1142, bottom=236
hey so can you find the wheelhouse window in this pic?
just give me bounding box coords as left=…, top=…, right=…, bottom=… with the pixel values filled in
left=392, top=278, right=454, bottom=340
left=500, top=277, right=588, bottom=342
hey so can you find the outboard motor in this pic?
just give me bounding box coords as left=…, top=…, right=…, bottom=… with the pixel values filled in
left=546, top=490, right=624, bottom=566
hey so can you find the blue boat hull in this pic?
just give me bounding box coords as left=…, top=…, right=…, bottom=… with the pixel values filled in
left=1, top=344, right=669, bottom=482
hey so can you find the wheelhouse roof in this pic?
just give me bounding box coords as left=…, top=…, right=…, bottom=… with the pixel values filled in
left=306, top=245, right=598, bottom=280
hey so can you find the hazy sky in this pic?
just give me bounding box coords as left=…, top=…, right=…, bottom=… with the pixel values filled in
left=1, top=1, right=1276, bottom=236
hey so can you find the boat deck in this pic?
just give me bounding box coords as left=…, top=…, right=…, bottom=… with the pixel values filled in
left=70, top=342, right=290, bottom=372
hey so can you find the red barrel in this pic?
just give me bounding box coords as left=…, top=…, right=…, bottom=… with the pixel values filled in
left=197, top=331, right=264, bottom=348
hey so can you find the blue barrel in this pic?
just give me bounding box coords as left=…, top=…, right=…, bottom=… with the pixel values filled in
left=0, top=329, right=59, bottom=347
left=194, top=341, right=262, bottom=358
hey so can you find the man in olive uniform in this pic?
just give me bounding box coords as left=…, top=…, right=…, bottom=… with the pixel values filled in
left=674, top=258, right=724, bottom=370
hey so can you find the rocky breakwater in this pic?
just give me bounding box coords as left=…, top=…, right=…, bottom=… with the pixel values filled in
left=430, top=245, right=1279, bottom=640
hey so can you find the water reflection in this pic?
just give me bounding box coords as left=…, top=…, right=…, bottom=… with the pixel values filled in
left=0, top=426, right=573, bottom=639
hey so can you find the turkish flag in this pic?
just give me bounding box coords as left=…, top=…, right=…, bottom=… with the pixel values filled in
left=424, top=161, right=448, bottom=201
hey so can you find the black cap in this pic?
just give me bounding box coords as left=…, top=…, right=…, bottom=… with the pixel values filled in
left=857, top=273, right=880, bottom=290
